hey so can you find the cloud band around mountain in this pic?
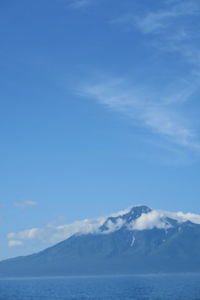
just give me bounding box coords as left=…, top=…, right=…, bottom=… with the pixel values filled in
left=7, top=206, right=200, bottom=248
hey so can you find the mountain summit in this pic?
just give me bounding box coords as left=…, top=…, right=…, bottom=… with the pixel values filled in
left=1, top=205, right=200, bottom=276
left=100, top=205, right=152, bottom=232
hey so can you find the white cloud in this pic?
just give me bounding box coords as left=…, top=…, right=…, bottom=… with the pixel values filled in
left=7, top=206, right=200, bottom=247
left=165, top=210, right=200, bottom=224
left=103, top=218, right=125, bottom=234
left=129, top=209, right=200, bottom=231
left=130, top=210, right=172, bottom=230
left=80, top=79, right=200, bottom=150
left=7, top=217, right=107, bottom=247
left=6, top=208, right=132, bottom=247
left=8, top=240, right=24, bottom=248
left=14, top=200, right=38, bottom=209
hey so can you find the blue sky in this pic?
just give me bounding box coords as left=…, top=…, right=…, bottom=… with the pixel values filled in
left=1, top=0, right=200, bottom=259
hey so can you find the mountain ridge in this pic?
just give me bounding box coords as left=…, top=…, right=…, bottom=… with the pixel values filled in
left=1, top=205, right=200, bottom=277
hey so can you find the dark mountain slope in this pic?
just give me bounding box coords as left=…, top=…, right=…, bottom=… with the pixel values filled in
left=1, top=206, right=200, bottom=276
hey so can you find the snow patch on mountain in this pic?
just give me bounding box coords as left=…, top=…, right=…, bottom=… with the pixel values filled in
left=130, top=235, right=135, bottom=247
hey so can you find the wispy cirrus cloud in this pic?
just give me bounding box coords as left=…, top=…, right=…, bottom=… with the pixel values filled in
left=78, top=79, right=200, bottom=151
left=67, top=0, right=92, bottom=9
left=112, top=0, right=200, bottom=35
left=90, top=0, right=200, bottom=154
left=14, top=200, right=38, bottom=209
left=112, top=0, right=200, bottom=66
left=135, top=0, right=200, bottom=35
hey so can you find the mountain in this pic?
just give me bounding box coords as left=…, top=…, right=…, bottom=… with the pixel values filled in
left=1, top=205, right=200, bottom=277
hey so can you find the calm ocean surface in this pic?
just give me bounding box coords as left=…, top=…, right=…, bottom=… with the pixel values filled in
left=0, top=274, right=200, bottom=300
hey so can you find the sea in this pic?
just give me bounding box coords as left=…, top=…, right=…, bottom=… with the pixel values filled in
left=0, top=274, right=200, bottom=300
